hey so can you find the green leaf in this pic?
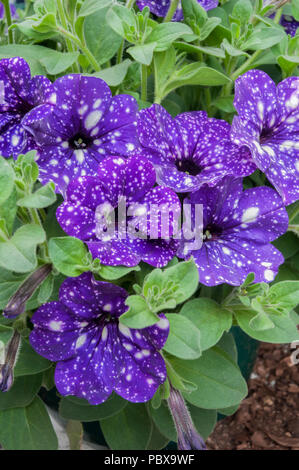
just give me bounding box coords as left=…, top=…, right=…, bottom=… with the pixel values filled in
left=0, top=373, right=42, bottom=410
left=0, top=157, right=14, bottom=206
left=169, top=346, right=248, bottom=409
left=174, top=41, right=225, bottom=58
left=249, top=309, right=275, bottom=331
left=0, top=186, right=17, bottom=236
left=182, top=0, right=208, bottom=27
left=213, top=95, right=235, bottom=113
left=242, top=25, right=286, bottom=51
left=143, top=258, right=199, bottom=310
left=12, top=19, right=57, bottom=44
left=0, top=324, right=14, bottom=347
left=146, top=22, right=194, bottom=51
left=92, top=60, right=131, bottom=86
left=59, top=394, right=127, bottom=421
left=120, top=295, right=159, bottom=329
left=277, top=54, right=299, bottom=76
left=79, top=0, right=112, bottom=17
left=146, top=422, right=169, bottom=450
left=222, top=38, right=248, bottom=57
left=163, top=63, right=230, bottom=98
left=234, top=308, right=299, bottom=343
left=37, top=272, right=54, bottom=305
left=217, top=332, right=238, bottom=363
left=273, top=232, right=299, bottom=259
left=17, top=182, right=56, bottom=209
left=31, top=13, right=57, bottom=34
left=268, top=281, right=299, bottom=311
left=199, top=17, right=222, bottom=41
left=163, top=314, right=201, bottom=359
left=180, top=298, right=232, bottom=351
left=0, top=224, right=46, bottom=273
left=292, top=0, right=299, bottom=21
left=217, top=404, right=239, bottom=416
left=0, top=396, right=58, bottom=450
left=84, top=8, right=122, bottom=66
left=100, top=403, right=152, bottom=450
left=127, top=42, right=157, bottom=65
left=150, top=401, right=217, bottom=441
left=96, top=263, right=140, bottom=280
left=0, top=45, right=79, bottom=75
left=232, top=0, right=253, bottom=25
left=105, top=4, right=136, bottom=40
left=14, top=339, right=51, bottom=377
left=49, top=237, right=91, bottom=277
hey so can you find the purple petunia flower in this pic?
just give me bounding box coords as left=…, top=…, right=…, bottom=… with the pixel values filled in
left=22, top=74, right=138, bottom=194
left=136, top=0, right=218, bottom=21
left=177, top=177, right=288, bottom=286
left=56, top=155, right=180, bottom=268
left=0, top=57, right=53, bottom=158
left=231, top=70, right=299, bottom=205
left=135, top=104, right=255, bottom=193
left=280, top=15, right=299, bottom=37
left=30, top=273, right=169, bottom=404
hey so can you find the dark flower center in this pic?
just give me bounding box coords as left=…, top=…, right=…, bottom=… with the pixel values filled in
left=260, top=127, right=273, bottom=144
left=19, top=100, right=33, bottom=116
left=175, top=158, right=202, bottom=176
left=203, top=224, right=223, bottom=242
left=69, top=133, right=92, bottom=150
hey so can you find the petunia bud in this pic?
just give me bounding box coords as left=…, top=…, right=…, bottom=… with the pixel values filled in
left=0, top=364, right=13, bottom=392
left=0, top=330, right=21, bottom=392
left=3, top=264, right=52, bottom=319
left=167, top=386, right=206, bottom=451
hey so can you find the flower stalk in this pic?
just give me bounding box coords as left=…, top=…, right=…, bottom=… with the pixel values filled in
left=1, top=0, right=13, bottom=43
left=164, top=0, right=180, bottom=22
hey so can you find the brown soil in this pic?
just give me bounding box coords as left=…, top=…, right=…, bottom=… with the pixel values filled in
left=207, top=343, right=299, bottom=450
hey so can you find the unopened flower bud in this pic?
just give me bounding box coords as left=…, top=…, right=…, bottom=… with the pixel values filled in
left=167, top=386, right=206, bottom=451
left=0, top=330, right=21, bottom=392
left=0, top=364, right=14, bottom=392
left=3, top=264, right=52, bottom=319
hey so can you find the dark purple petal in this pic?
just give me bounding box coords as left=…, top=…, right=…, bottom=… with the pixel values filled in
left=59, top=273, right=128, bottom=319
left=137, top=104, right=255, bottom=193
left=87, top=239, right=141, bottom=267
left=130, top=238, right=179, bottom=268
left=30, top=274, right=168, bottom=405
left=231, top=70, right=299, bottom=205
left=23, top=75, right=138, bottom=194
left=280, top=15, right=299, bottom=37
left=30, top=302, right=82, bottom=361
left=0, top=57, right=53, bottom=157
left=57, top=156, right=179, bottom=268
left=178, top=178, right=287, bottom=286
left=54, top=327, right=113, bottom=404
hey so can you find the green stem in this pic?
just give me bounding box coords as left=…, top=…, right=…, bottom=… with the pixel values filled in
left=57, top=26, right=100, bottom=72
left=56, top=0, right=80, bottom=73
left=141, top=64, right=147, bottom=101
left=273, top=7, right=283, bottom=24
left=117, top=40, right=125, bottom=65
left=164, top=0, right=180, bottom=22
left=29, top=209, right=49, bottom=259
left=231, top=50, right=262, bottom=81
left=125, top=0, right=136, bottom=7
left=2, top=0, right=13, bottom=44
